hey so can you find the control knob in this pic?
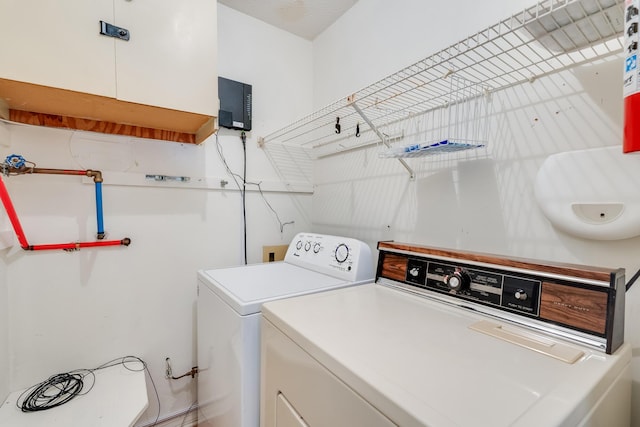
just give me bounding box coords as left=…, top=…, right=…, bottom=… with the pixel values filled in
left=514, top=289, right=528, bottom=301
left=304, top=241, right=311, bottom=251
left=334, top=243, right=349, bottom=263
left=296, top=240, right=302, bottom=250
left=445, top=268, right=470, bottom=292
left=313, top=242, right=321, bottom=253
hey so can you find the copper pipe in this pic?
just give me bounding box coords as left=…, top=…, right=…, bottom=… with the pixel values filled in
left=15, top=167, right=103, bottom=183
left=28, top=167, right=85, bottom=176
left=85, top=170, right=103, bottom=183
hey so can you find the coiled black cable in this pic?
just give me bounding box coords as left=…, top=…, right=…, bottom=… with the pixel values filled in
left=16, top=355, right=159, bottom=425
left=17, top=372, right=85, bottom=412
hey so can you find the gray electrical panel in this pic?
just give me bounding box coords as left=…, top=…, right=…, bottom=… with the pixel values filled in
left=218, top=76, right=252, bottom=131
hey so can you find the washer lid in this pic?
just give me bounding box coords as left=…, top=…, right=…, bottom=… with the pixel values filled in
left=198, top=262, right=349, bottom=315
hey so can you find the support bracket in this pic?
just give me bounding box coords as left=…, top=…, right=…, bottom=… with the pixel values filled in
left=348, top=96, right=415, bottom=179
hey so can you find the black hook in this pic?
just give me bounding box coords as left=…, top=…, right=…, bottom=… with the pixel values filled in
left=335, top=117, right=341, bottom=134
left=355, top=123, right=360, bottom=137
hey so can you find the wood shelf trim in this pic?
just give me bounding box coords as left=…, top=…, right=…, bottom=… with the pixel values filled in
left=0, top=78, right=216, bottom=144
left=9, top=110, right=196, bottom=143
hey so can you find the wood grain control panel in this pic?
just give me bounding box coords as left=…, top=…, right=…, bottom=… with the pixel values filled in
left=376, top=242, right=625, bottom=354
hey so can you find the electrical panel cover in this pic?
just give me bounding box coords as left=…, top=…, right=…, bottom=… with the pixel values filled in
left=218, top=76, right=252, bottom=131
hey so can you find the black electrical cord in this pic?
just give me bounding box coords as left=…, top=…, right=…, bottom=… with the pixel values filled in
left=214, top=132, right=243, bottom=191
left=626, top=267, right=640, bottom=292
left=255, top=183, right=294, bottom=232
left=214, top=131, right=294, bottom=257
left=16, top=356, right=161, bottom=426
left=241, top=131, right=248, bottom=265
left=17, top=372, right=85, bottom=412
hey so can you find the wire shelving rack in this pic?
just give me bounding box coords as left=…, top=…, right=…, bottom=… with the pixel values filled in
left=260, top=0, right=625, bottom=179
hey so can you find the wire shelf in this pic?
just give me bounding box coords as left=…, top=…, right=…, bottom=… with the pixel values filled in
left=261, top=0, right=625, bottom=162
left=379, top=140, right=487, bottom=158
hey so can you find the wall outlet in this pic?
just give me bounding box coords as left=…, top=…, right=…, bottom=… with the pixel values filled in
left=262, top=245, right=289, bottom=263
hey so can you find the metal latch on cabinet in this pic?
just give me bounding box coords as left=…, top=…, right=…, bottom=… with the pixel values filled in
left=99, top=21, right=130, bottom=41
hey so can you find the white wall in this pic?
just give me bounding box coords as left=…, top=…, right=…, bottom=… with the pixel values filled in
left=0, top=122, right=9, bottom=403
left=312, top=0, right=640, bottom=424
left=0, top=230, right=6, bottom=403
left=313, top=0, right=533, bottom=108
left=0, top=268, right=6, bottom=402
left=0, top=4, right=312, bottom=425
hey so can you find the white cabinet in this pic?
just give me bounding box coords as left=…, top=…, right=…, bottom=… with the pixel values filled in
left=0, top=0, right=217, bottom=143
left=113, top=0, right=217, bottom=115
left=0, top=0, right=116, bottom=97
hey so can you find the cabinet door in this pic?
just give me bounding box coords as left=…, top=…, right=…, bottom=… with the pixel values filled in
left=0, top=0, right=116, bottom=97
left=114, top=0, right=218, bottom=116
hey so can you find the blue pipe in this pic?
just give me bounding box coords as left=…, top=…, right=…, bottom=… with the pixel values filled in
left=95, top=182, right=105, bottom=239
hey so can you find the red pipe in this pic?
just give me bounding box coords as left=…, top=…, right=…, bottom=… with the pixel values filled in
left=25, top=238, right=131, bottom=251
left=0, top=175, right=29, bottom=248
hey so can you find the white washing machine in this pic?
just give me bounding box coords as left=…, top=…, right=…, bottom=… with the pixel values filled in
left=197, top=232, right=373, bottom=427
left=261, top=241, right=631, bottom=427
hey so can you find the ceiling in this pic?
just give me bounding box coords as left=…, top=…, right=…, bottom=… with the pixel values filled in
left=218, top=0, right=359, bottom=40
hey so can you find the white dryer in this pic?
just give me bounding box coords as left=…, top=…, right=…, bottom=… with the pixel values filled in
left=196, top=232, right=373, bottom=427
left=261, top=241, right=631, bottom=427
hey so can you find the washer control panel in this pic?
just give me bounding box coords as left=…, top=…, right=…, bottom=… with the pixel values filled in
left=285, top=233, right=374, bottom=282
